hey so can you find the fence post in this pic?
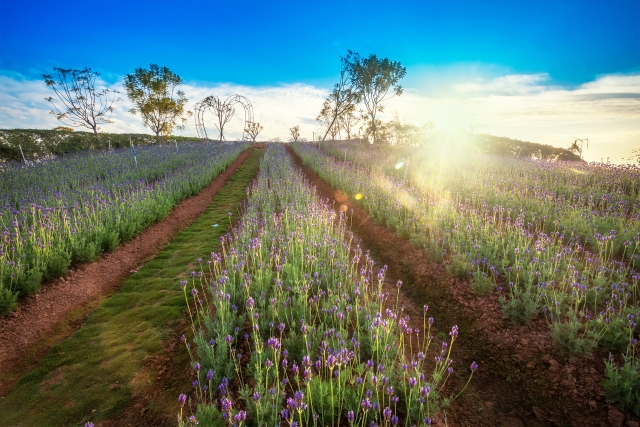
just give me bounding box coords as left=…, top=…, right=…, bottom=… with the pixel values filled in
left=19, top=144, right=26, bottom=163
left=130, top=136, right=138, bottom=167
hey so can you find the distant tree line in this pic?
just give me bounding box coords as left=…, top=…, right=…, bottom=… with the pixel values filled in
left=0, top=129, right=199, bottom=163
left=448, top=133, right=582, bottom=161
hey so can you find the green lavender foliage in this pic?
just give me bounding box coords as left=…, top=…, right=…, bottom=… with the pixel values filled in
left=179, top=145, right=477, bottom=427
left=0, top=142, right=248, bottom=314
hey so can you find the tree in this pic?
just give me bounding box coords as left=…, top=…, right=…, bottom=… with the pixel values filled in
left=339, top=104, right=359, bottom=140
left=53, top=126, right=74, bottom=132
left=43, top=67, right=119, bottom=138
left=385, top=114, right=433, bottom=146
left=289, top=126, right=301, bottom=142
left=327, top=122, right=340, bottom=140
left=244, top=121, right=263, bottom=142
left=124, top=64, right=192, bottom=142
left=344, top=51, right=406, bottom=143
left=568, top=138, right=589, bottom=159
left=317, top=52, right=361, bottom=141
left=206, top=96, right=235, bottom=141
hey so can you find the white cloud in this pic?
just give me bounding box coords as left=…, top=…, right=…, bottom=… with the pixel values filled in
left=0, top=71, right=328, bottom=141
left=1, top=69, right=639, bottom=163
left=383, top=72, right=640, bottom=163
left=454, top=73, right=550, bottom=95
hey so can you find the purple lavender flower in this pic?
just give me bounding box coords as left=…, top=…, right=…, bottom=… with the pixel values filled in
left=383, top=406, right=392, bottom=419
left=178, top=393, right=187, bottom=407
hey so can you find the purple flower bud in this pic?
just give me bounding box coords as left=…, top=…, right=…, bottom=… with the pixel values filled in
left=178, top=393, right=187, bottom=406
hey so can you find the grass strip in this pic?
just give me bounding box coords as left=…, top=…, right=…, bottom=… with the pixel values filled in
left=0, top=148, right=263, bottom=427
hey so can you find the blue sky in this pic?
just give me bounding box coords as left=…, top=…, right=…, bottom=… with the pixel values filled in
left=1, top=0, right=639, bottom=162
left=2, top=0, right=638, bottom=86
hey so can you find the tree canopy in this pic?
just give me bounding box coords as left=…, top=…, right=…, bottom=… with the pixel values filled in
left=344, top=51, right=406, bottom=143
left=123, top=64, right=191, bottom=142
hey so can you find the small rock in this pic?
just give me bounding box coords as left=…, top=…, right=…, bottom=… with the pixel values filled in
left=532, top=406, right=544, bottom=420
left=608, top=405, right=625, bottom=427
left=626, top=421, right=639, bottom=427
left=526, top=361, right=535, bottom=369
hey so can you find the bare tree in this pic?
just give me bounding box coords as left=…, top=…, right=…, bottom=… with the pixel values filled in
left=244, top=121, right=263, bottom=142
left=468, top=114, right=485, bottom=134
left=317, top=52, right=361, bottom=142
left=43, top=67, right=120, bottom=138
left=344, top=51, right=406, bottom=143
left=289, top=126, right=301, bottom=142
left=568, top=138, right=589, bottom=159
left=205, top=96, right=235, bottom=141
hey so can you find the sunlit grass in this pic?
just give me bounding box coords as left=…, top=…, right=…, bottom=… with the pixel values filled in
left=0, top=149, right=263, bottom=427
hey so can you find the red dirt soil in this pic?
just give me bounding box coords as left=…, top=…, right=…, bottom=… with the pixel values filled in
left=0, top=147, right=260, bottom=397
left=287, top=145, right=635, bottom=427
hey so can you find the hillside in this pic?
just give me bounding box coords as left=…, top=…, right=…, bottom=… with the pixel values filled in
left=424, top=132, right=583, bottom=161
left=0, top=129, right=201, bottom=163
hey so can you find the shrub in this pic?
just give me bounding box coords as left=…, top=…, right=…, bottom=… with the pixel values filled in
left=549, top=317, right=597, bottom=360
left=500, top=294, right=538, bottom=325
left=0, top=288, right=18, bottom=316
left=603, top=353, right=640, bottom=417
left=470, top=270, right=495, bottom=295
left=44, top=251, right=71, bottom=280
left=446, top=253, right=472, bottom=279
left=16, top=269, right=43, bottom=296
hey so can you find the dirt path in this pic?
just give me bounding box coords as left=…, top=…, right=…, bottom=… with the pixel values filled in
left=287, top=146, right=619, bottom=427
left=0, top=146, right=260, bottom=395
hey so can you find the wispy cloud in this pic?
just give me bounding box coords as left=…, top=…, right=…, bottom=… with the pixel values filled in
left=0, top=69, right=638, bottom=163
left=454, top=73, right=551, bottom=95
left=384, top=72, right=640, bottom=163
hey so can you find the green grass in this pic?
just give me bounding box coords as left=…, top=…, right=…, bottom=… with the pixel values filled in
left=0, top=148, right=262, bottom=427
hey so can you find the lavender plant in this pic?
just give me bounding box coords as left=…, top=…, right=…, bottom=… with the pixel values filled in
left=291, top=141, right=639, bottom=366
left=0, top=141, right=248, bottom=314
left=178, top=144, right=476, bottom=427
